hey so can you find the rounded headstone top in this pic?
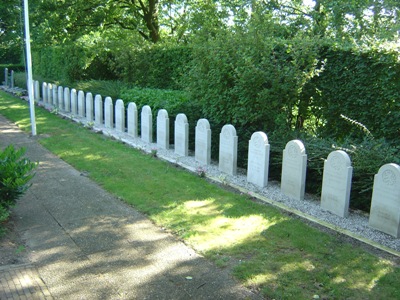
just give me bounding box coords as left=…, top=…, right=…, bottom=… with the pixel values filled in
left=327, top=150, right=351, bottom=170
left=142, top=105, right=152, bottom=114
left=285, top=140, right=306, bottom=157
left=196, top=119, right=210, bottom=132
left=250, top=131, right=268, bottom=147
left=378, top=163, right=400, bottom=187
left=221, top=124, right=237, bottom=139
left=128, top=102, right=137, bottom=110
left=157, top=109, right=168, bottom=118
left=176, top=113, right=188, bottom=124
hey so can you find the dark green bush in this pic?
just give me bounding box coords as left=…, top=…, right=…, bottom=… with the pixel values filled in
left=0, top=145, right=37, bottom=209
left=114, top=44, right=192, bottom=90
left=302, top=46, right=400, bottom=144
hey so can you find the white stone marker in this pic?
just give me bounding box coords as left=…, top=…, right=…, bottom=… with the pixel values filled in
left=94, top=95, right=103, bottom=126
left=369, top=163, right=400, bottom=238
left=281, top=140, right=307, bottom=200
left=78, top=90, right=85, bottom=117
left=115, top=99, right=125, bottom=132
left=48, top=84, right=53, bottom=105
left=34, top=81, right=40, bottom=102
left=321, top=150, right=353, bottom=217
left=57, top=86, right=64, bottom=109
left=157, top=109, right=169, bottom=149
left=70, top=89, right=78, bottom=115
left=219, top=124, right=238, bottom=176
left=141, top=105, right=153, bottom=143
left=86, top=92, right=94, bottom=122
left=64, top=87, right=70, bottom=112
left=104, top=97, right=114, bottom=129
left=174, top=114, right=189, bottom=156
left=195, top=119, right=211, bottom=165
left=52, top=84, right=58, bottom=106
left=4, top=68, right=8, bottom=86
left=127, top=102, right=138, bottom=138
left=42, top=82, right=48, bottom=103
left=10, top=70, right=14, bottom=88
left=247, top=131, right=270, bottom=188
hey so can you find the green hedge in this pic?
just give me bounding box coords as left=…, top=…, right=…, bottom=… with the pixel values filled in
left=114, top=44, right=192, bottom=90
left=302, top=47, right=400, bottom=144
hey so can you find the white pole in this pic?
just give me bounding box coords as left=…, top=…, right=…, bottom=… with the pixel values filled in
left=23, top=0, right=37, bottom=136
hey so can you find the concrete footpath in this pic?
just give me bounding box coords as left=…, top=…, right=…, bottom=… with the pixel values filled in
left=0, top=114, right=261, bottom=300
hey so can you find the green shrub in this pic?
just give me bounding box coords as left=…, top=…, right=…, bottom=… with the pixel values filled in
left=0, top=145, right=37, bottom=209
left=114, top=44, right=192, bottom=90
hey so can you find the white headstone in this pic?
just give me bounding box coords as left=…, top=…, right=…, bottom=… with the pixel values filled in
left=34, top=81, right=40, bottom=102
left=247, top=131, right=270, bottom=188
left=195, top=119, right=211, bottom=165
left=321, top=150, right=353, bottom=217
left=141, top=105, right=153, bottom=143
left=86, top=92, right=94, bottom=122
left=127, top=102, right=138, bottom=138
left=57, top=86, right=64, bottom=109
left=64, top=87, right=70, bottom=112
left=219, top=124, right=238, bottom=176
left=157, top=109, right=169, bottom=149
left=4, top=68, right=8, bottom=86
left=42, top=82, right=48, bottom=103
left=47, top=84, right=53, bottom=105
left=174, top=114, right=189, bottom=156
left=71, top=89, right=78, bottom=115
left=369, top=163, right=400, bottom=238
left=115, top=99, right=125, bottom=132
left=78, top=90, right=85, bottom=117
left=281, top=140, right=307, bottom=200
left=52, top=84, right=58, bottom=106
left=10, top=70, right=14, bottom=88
left=104, top=97, right=114, bottom=129
left=94, top=95, right=103, bottom=126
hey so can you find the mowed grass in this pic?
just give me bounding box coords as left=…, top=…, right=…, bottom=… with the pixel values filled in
left=1, top=91, right=399, bottom=299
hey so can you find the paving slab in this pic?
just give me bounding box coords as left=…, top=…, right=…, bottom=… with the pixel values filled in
left=0, top=114, right=261, bottom=299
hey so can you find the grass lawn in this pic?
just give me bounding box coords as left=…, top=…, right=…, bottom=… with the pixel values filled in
left=0, top=90, right=399, bottom=299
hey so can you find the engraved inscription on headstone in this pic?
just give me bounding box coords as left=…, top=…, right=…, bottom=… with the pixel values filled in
left=247, top=131, right=270, bottom=188
left=104, top=97, right=114, bottom=129
left=127, top=102, right=138, bottom=138
left=175, top=113, right=189, bottom=157
left=218, top=124, right=238, bottom=176
left=115, top=99, right=125, bottom=132
left=157, top=109, right=169, bottom=149
left=195, top=119, right=211, bottom=165
left=64, top=87, right=71, bottom=112
left=94, top=95, right=103, bottom=126
left=86, top=92, right=94, bottom=122
left=78, top=90, right=85, bottom=117
left=141, top=105, right=153, bottom=143
left=70, top=89, right=77, bottom=115
left=57, top=86, right=64, bottom=109
left=42, top=82, right=48, bottom=103
left=321, top=150, right=353, bottom=217
left=369, top=163, right=400, bottom=238
left=281, top=140, right=307, bottom=200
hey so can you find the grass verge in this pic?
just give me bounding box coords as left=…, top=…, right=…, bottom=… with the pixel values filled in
left=0, top=90, right=399, bottom=299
